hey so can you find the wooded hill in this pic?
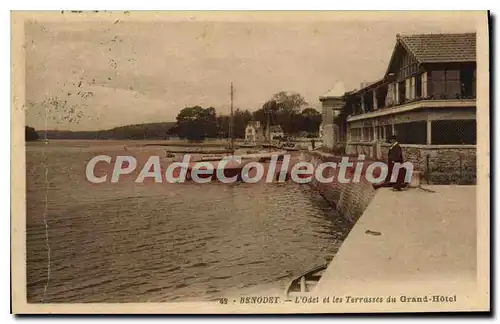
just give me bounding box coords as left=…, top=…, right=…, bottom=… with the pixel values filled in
left=36, top=122, right=176, bottom=140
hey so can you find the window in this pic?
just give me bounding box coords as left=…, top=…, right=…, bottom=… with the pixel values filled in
left=377, top=126, right=385, bottom=140
left=363, top=92, right=373, bottom=112
left=384, top=125, right=393, bottom=141
left=372, top=91, right=378, bottom=110
left=394, top=83, right=399, bottom=104
left=405, top=78, right=410, bottom=100
left=405, top=77, right=416, bottom=100
left=415, top=74, right=421, bottom=98
left=431, top=120, right=476, bottom=145
left=397, top=81, right=405, bottom=103
left=394, top=121, right=427, bottom=144
left=473, top=70, right=476, bottom=97
left=410, top=77, right=416, bottom=100
left=385, top=83, right=395, bottom=106
left=431, top=70, right=445, bottom=98
left=421, top=72, right=428, bottom=97
left=460, top=69, right=476, bottom=98
left=376, top=86, right=388, bottom=109
left=362, top=127, right=372, bottom=142
left=445, top=70, right=461, bottom=98
left=350, top=128, right=362, bottom=142
left=430, top=70, right=461, bottom=99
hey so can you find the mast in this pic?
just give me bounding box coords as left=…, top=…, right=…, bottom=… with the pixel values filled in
left=230, top=82, right=235, bottom=154
left=267, top=106, right=271, bottom=144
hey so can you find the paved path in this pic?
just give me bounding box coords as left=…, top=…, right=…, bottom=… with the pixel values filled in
left=314, top=186, right=479, bottom=303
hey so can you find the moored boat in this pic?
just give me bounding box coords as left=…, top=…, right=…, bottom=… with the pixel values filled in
left=240, top=141, right=257, bottom=148
left=284, top=264, right=328, bottom=298
left=283, top=142, right=300, bottom=151
left=198, top=154, right=229, bottom=162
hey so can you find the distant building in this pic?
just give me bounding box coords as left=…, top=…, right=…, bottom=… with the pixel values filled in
left=319, top=82, right=345, bottom=149
left=245, top=121, right=264, bottom=142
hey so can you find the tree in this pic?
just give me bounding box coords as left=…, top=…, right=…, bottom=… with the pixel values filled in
left=232, top=109, right=253, bottom=138
left=252, top=92, right=308, bottom=134
left=299, top=108, right=322, bottom=134
left=175, top=106, right=218, bottom=141
left=272, top=91, right=307, bottom=115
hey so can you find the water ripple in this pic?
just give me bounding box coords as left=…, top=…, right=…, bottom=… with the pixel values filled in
left=26, top=141, right=352, bottom=302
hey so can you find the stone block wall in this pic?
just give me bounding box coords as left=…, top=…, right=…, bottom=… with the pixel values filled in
left=300, top=152, right=377, bottom=223
left=348, top=142, right=477, bottom=185
left=397, top=145, right=477, bottom=185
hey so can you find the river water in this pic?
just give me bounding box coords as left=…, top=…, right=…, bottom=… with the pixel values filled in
left=25, top=140, right=352, bottom=303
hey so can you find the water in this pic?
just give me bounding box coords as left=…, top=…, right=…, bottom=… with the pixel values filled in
left=26, top=140, right=352, bottom=303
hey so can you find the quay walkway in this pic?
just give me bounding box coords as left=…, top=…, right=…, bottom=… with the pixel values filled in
left=312, top=185, right=487, bottom=311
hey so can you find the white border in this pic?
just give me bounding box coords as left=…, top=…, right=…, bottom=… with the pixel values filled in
left=4, top=3, right=496, bottom=324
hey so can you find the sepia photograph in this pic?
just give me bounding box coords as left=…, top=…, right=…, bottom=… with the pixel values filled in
left=11, top=10, right=490, bottom=314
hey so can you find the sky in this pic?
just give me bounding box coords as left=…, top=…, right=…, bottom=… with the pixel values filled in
left=23, top=12, right=481, bottom=131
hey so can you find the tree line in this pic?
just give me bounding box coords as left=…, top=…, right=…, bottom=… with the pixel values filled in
left=33, top=122, right=176, bottom=140
left=172, top=91, right=321, bottom=141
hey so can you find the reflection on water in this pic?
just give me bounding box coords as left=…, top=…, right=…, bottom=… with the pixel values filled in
left=26, top=141, right=352, bottom=302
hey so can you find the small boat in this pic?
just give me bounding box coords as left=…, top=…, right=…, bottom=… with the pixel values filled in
left=284, top=264, right=328, bottom=298
left=283, top=142, right=300, bottom=151
left=240, top=141, right=257, bottom=148
left=195, top=151, right=286, bottom=163
left=198, top=154, right=228, bottom=162
left=239, top=150, right=287, bottom=161
left=262, top=139, right=282, bottom=149
left=165, top=151, right=176, bottom=158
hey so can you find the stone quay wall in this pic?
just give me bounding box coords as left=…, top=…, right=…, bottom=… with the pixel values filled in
left=299, top=151, right=376, bottom=224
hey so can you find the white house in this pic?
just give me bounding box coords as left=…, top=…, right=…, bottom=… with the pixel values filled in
left=245, top=121, right=264, bottom=142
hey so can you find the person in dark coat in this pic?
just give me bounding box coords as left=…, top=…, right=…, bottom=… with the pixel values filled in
left=387, top=135, right=406, bottom=191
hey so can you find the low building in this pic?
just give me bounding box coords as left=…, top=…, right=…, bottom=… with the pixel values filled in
left=323, top=32, right=477, bottom=184
left=245, top=121, right=264, bottom=142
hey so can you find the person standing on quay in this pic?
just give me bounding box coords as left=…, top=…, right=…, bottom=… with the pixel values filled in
left=387, top=135, right=406, bottom=191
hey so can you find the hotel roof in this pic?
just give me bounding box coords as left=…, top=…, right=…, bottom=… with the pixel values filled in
left=398, top=32, right=476, bottom=63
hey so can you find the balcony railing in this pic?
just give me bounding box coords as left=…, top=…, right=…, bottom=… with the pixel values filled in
left=350, top=93, right=476, bottom=116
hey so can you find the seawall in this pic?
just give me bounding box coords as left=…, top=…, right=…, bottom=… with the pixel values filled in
left=298, top=151, right=376, bottom=223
